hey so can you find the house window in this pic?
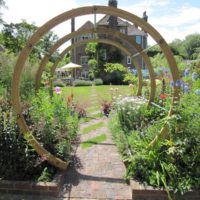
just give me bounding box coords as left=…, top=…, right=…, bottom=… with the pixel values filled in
left=136, top=36, right=142, bottom=44
left=80, top=56, right=88, bottom=65
left=81, top=34, right=92, bottom=40
left=81, top=71, right=88, bottom=78
left=100, top=49, right=107, bottom=60
left=120, top=28, right=126, bottom=34
left=127, top=56, right=132, bottom=64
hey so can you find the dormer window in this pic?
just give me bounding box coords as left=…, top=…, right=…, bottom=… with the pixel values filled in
left=120, top=28, right=126, bottom=34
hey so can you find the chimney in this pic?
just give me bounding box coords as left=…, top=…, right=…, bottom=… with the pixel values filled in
left=142, top=11, right=148, bottom=22
left=108, top=0, right=118, bottom=29
left=71, top=18, right=75, bottom=44
left=108, top=0, right=118, bottom=8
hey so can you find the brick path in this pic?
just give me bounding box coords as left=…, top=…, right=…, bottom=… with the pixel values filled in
left=61, top=86, right=132, bottom=199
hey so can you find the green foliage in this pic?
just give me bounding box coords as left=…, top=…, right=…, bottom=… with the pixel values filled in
left=1, top=21, right=59, bottom=60
left=85, top=42, right=98, bottom=58
left=0, top=51, right=37, bottom=98
left=94, top=78, right=103, bottom=85
left=169, top=39, right=186, bottom=58
left=149, top=33, right=200, bottom=61
left=37, top=167, right=52, bottom=182
left=53, top=79, right=66, bottom=87
left=183, top=33, right=200, bottom=59
left=150, top=53, right=168, bottom=68
left=81, top=121, right=104, bottom=134
left=104, top=63, right=137, bottom=84
left=29, top=90, right=79, bottom=161
left=114, top=97, right=164, bottom=132
left=0, top=100, right=55, bottom=181
left=110, top=90, right=200, bottom=195
left=147, top=45, right=162, bottom=57
left=88, top=58, right=98, bottom=79
left=73, top=79, right=93, bottom=87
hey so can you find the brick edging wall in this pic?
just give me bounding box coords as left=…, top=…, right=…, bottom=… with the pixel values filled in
left=0, top=171, right=65, bottom=197
left=130, top=180, right=200, bottom=200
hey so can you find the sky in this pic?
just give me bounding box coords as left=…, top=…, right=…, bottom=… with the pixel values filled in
left=1, top=0, right=200, bottom=47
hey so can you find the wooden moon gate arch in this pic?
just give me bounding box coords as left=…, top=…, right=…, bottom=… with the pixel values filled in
left=35, top=27, right=155, bottom=103
left=11, top=5, right=180, bottom=169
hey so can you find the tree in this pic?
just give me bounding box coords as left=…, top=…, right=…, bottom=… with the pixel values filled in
left=183, top=33, right=200, bottom=59
left=147, top=44, right=162, bottom=57
left=169, top=39, right=186, bottom=58
left=85, top=42, right=98, bottom=59
left=1, top=20, right=59, bottom=61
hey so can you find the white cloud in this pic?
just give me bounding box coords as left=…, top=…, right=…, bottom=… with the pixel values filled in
left=3, top=0, right=78, bottom=25
left=120, top=1, right=200, bottom=44
left=2, top=0, right=200, bottom=46
left=151, top=6, right=200, bottom=27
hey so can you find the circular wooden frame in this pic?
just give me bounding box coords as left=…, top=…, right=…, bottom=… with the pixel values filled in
left=11, top=6, right=180, bottom=169
left=36, top=27, right=156, bottom=104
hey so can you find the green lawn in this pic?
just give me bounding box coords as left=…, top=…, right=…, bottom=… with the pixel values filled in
left=62, top=85, right=134, bottom=111
left=81, top=134, right=107, bottom=149
left=81, top=121, right=104, bottom=134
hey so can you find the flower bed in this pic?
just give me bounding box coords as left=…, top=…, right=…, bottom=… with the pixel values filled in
left=110, top=90, right=200, bottom=199
left=0, top=171, right=65, bottom=197
left=0, top=90, right=79, bottom=185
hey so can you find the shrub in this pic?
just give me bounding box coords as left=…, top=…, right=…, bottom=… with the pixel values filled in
left=0, top=51, right=38, bottom=98
left=0, top=100, right=55, bottom=181
left=73, top=79, right=92, bottom=87
left=94, top=78, right=103, bottom=85
left=53, top=79, right=65, bottom=87
left=29, top=90, right=79, bottom=161
left=110, top=91, right=200, bottom=196
left=114, top=97, right=164, bottom=132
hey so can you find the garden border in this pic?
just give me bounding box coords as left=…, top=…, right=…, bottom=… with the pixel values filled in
left=130, top=180, right=200, bottom=200
left=0, top=171, right=65, bottom=197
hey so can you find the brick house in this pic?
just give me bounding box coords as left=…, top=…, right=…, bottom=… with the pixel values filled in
left=71, top=0, right=148, bottom=79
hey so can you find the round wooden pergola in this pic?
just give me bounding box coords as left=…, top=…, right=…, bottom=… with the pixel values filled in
left=11, top=6, right=180, bottom=169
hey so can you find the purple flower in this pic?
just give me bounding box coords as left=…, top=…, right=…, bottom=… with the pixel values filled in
left=181, top=81, right=185, bottom=89
left=55, top=86, right=61, bottom=94
left=192, top=72, right=198, bottom=81
left=183, top=68, right=190, bottom=77
left=170, top=81, right=174, bottom=87
left=175, top=80, right=181, bottom=87
left=132, top=69, right=137, bottom=75
left=183, top=84, right=189, bottom=94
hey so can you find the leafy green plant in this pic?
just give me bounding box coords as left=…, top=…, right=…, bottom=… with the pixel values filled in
left=0, top=99, right=54, bottom=181
left=29, top=90, right=79, bottom=161
left=73, top=79, right=93, bottom=87
left=94, top=78, right=103, bottom=85
left=114, top=97, right=164, bottom=132
left=110, top=90, right=200, bottom=195
left=37, top=167, right=52, bottom=182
